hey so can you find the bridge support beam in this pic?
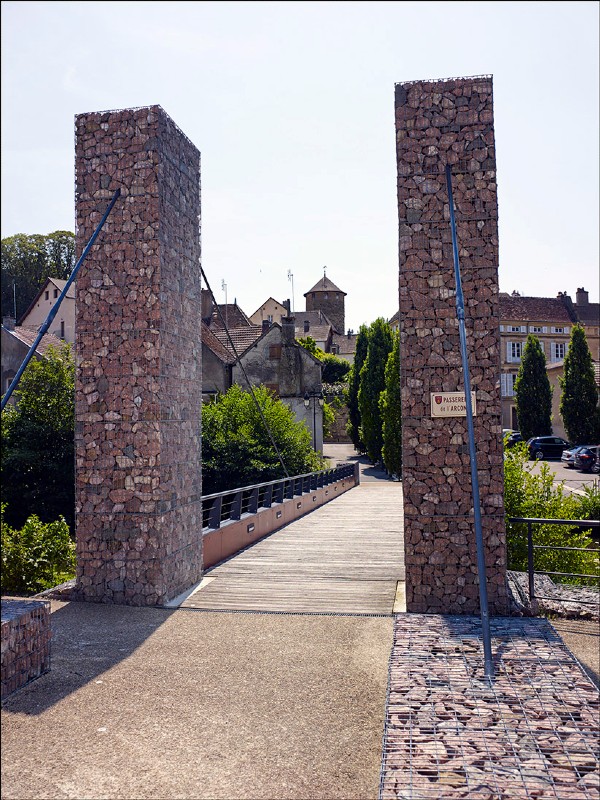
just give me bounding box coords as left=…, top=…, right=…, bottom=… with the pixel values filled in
left=395, top=76, right=508, bottom=615
left=74, top=106, right=202, bottom=605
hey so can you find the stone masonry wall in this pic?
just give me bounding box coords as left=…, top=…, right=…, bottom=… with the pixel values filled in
left=395, top=76, right=508, bottom=615
left=74, top=106, right=202, bottom=606
left=1, top=599, right=51, bottom=700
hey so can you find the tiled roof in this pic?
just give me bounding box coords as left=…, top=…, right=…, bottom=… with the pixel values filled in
left=575, top=302, right=600, bottom=326
left=201, top=322, right=236, bottom=364
left=295, top=324, right=331, bottom=343
left=210, top=303, right=252, bottom=331
left=499, top=294, right=572, bottom=323
left=294, top=309, right=333, bottom=327
left=331, top=333, right=357, bottom=355
left=213, top=326, right=263, bottom=356
left=4, top=325, right=70, bottom=357
left=304, top=276, right=346, bottom=296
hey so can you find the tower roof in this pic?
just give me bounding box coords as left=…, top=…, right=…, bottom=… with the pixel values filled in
left=304, top=276, right=346, bottom=297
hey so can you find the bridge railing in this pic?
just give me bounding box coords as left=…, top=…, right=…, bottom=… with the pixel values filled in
left=202, top=462, right=357, bottom=531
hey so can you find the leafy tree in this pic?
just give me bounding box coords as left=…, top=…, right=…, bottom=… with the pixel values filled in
left=1, top=231, right=75, bottom=319
left=514, top=334, right=552, bottom=440
left=1, top=343, right=75, bottom=531
left=559, top=324, right=600, bottom=444
left=380, top=331, right=402, bottom=478
left=1, top=505, right=76, bottom=594
left=504, top=443, right=598, bottom=584
left=296, top=336, right=350, bottom=383
left=201, top=385, right=324, bottom=494
left=358, top=318, right=393, bottom=463
left=346, top=324, right=369, bottom=452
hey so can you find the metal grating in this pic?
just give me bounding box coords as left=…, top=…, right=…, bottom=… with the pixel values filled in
left=379, top=615, right=600, bottom=799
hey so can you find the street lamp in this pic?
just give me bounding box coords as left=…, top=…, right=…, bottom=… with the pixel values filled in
left=304, top=391, right=325, bottom=451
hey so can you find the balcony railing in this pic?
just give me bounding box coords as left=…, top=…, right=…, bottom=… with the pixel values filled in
left=202, top=463, right=357, bottom=532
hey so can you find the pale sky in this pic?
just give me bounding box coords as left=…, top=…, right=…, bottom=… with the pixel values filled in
left=1, top=0, right=598, bottom=333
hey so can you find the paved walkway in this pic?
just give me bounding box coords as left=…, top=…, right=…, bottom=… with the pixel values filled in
left=2, top=444, right=599, bottom=799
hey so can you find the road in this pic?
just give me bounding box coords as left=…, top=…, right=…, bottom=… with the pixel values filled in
left=529, top=458, right=599, bottom=495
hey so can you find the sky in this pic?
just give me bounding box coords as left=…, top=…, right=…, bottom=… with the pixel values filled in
left=1, top=0, right=598, bottom=333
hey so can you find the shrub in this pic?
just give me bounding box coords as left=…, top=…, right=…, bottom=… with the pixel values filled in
left=504, top=444, right=598, bottom=585
left=1, top=504, right=76, bottom=594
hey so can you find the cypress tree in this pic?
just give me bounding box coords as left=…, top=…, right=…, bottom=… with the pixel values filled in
left=514, top=334, right=552, bottom=440
left=358, top=318, right=393, bottom=463
left=559, top=324, right=600, bottom=444
left=346, top=324, right=369, bottom=452
left=380, top=331, right=402, bottom=478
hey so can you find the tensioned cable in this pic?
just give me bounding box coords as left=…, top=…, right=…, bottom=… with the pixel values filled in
left=200, top=266, right=290, bottom=478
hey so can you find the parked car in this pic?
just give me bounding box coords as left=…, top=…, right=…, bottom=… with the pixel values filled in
left=592, top=446, right=600, bottom=475
left=573, top=446, right=600, bottom=473
left=527, top=436, right=571, bottom=460
left=504, top=431, right=523, bottom=448
left=561, top=445, right=594, bottom=469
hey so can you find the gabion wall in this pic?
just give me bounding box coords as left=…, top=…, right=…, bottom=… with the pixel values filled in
left=395, top=76, right=508, bottom=614
left=74, top=106, right=202, bottom=605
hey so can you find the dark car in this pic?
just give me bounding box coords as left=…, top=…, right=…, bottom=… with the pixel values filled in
left=527, top=436, right=571, bottom=460
left=561, top=445, right=593, bottom=468
left=504, top=431, right=523, bottom=448
left=573, top=446, right=599, bottom=473
left=592, top=447, right=600, bottom=475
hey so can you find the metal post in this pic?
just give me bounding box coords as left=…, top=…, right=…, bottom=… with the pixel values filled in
left=527, top=521, right=535, bottom=601
left=445, top=165, right=494, bottom=681
left=1, top=188, right=121, bottom=411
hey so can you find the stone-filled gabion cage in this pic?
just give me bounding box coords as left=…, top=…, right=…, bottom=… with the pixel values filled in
left=74, top=105, right=203, bottom=606
left=395, top=76, right=509, bottom=615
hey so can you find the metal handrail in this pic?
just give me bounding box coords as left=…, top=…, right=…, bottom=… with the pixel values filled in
left=507, top=516, right=600, bottom=604
left=202, top=463, right=356, bottom=531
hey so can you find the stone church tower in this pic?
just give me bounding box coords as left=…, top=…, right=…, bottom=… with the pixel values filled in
left=304, top=273, right=346, bottom=334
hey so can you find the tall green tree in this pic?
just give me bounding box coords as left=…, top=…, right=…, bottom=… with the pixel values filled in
left=358, top=318, right=393, bottom=463
left=201, top=385, right=323, bottom=494
left=559, top=324, right=600, bottom=444
left=514, top=334, right=552, bottom=440
left=1, top=231, right=75, bottom=319
left=1, top=343, right=75, bottom=531
left=346, top=324, right=369, bottom=452
left=380, top=331, right=402, bottom=478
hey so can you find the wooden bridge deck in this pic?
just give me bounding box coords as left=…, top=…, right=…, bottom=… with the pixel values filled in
left=180, top=482, right=405, bottom=615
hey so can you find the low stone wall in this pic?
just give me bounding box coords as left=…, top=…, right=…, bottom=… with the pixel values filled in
left=1, top=598, right=51, bottom=701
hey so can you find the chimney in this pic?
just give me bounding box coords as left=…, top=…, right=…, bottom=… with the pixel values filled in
left=283, top=298, right=291, bottom=315
left=201, top=289, right=213, bottom=324
left=281, top=316, right=295, bottom=345
left=262, top=319, right=271, bottom=334
left=576, top=287, right=589, bottom=306
left=3, top=317, right=16, bottom=331
left=303, top=320, right=310, bottom=333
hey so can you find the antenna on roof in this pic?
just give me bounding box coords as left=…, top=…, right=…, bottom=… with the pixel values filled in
left=323, top=265, right=327, bottom=279
left=287, top=269, right=294, bottom=312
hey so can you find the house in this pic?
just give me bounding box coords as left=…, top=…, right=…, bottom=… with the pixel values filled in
left=249, top=297, right=291, bottom=327
left=232, top=317, right=324, bottom=451
left=1, top=319, right=68, bottom=402
left=17, top=277, right=75, bottom=343
left=293, top=309, right=334, bottom=353
left=210, top=300, right=253, bottom=332
left=499, top=289, right=599, bottom=431
left=330, top=331, right=358, bottom=364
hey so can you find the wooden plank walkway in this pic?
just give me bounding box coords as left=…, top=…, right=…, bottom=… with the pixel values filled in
left=181, top=482, right=405, bottom=615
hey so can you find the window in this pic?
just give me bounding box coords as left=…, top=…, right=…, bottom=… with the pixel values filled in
left=551, top=342, right=566, bottom=361
left=501, top=373, right=518, bottom=397
left=60, top=320, right=65, bottom=339
left=54, top=289, right=58, bottom=298
left=530, top=325, right=545, bottom=334
left=507, top=341, right=523, bottom=363
left=267, top=314, right=273, bottom=322
left=508, top=325, right=525, bottom=333
left=551, top=326, right=569, bottom=334
left=45, top=291, right=49, bottom=300
left=331, top=344, right=339, bottom=355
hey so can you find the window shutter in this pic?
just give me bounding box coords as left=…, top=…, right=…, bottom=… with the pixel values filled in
left=506, top=342, right=513, bottom=363
left=550, top=342, right=556, bottom=362
left=543, top=327, right=547, bottom=334
left=500, top=325, right=504, bottom=332
left=538, top=341, right=544, bottom=354
left=521, top=325, right=526, bottom=333
left=501, top=374, right=507, bottom=396
left=564, top=326, right=569, bottom=334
